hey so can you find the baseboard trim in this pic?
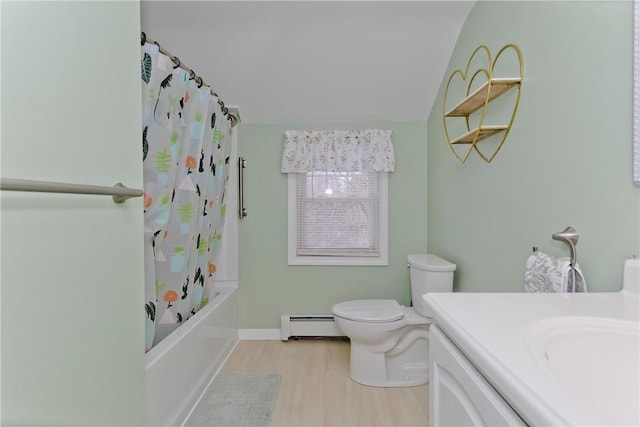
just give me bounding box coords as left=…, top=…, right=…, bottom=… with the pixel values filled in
left=239, top=328, right=282, bottom=340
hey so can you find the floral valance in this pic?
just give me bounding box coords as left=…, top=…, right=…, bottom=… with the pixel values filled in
left=281, top=129, right=395, bottom=173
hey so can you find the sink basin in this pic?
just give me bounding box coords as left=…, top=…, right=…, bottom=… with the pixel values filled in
left=528, top=316, right=640, bottom=426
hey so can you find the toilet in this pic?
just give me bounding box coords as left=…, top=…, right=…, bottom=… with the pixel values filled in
left=332, top=254, right=456, bottom=387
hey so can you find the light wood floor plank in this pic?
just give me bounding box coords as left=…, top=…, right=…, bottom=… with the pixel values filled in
left=221, top=340, right=428, bottom=426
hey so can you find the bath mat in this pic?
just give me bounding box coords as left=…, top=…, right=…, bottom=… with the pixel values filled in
left=185, top=373, right=281, bottom=427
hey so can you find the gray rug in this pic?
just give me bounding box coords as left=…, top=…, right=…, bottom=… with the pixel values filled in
left=186, top=373, right=281, bottom=427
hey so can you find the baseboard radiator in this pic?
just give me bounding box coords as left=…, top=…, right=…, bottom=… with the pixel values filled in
left=280, top=314, right=345, bottom=341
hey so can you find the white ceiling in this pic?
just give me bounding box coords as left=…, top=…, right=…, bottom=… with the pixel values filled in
left=141, top=1, right=475, bottom=124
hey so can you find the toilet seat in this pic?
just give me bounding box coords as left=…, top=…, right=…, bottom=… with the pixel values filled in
left=332, top=299, right=404, bottom=323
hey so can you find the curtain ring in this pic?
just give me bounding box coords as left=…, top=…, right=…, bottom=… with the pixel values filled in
left=196, top=76, right=203, bottom=88
left=172, top=56, right=181, bottom=69
left=140, top=32, right=146, bottom=46
left=189, top=70, right=196, bottom=80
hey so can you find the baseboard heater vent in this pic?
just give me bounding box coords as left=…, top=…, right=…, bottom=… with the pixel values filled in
left=280, top=314, right=345, bottom=341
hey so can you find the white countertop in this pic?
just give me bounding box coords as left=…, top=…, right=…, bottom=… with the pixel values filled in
left=424, top=290, right=640, bottom=426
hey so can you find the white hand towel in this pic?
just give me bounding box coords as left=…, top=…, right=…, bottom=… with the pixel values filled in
left=562, top=262, right=588, bottom=293
left=524, top=251, right=588, bottom=293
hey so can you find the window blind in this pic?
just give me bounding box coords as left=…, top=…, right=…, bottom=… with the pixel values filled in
left=295, top=171, right=380, bottom=257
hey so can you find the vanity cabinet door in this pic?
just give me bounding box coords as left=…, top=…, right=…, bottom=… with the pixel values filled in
left=429, top=326, right=526, bottom=427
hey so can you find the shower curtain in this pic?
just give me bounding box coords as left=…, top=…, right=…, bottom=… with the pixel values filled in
left=141, top=43, right=233, bottom=351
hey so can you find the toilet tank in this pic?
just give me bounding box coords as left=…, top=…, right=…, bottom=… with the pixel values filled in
left=408, top=254, right=456, bottom=317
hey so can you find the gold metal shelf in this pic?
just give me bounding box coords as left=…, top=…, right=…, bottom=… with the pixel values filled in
left=449, top=126, right=508, bottom=145
left=445, top=78, right=521, bottom=117
left=443, top=44, right=524, bottom=163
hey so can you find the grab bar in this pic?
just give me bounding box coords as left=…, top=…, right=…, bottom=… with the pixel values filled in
left=0, top=178, right=143, bottom=204
left=238, top=157, right=248, bottom=218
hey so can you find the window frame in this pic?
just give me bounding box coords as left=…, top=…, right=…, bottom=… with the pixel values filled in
left=287, top=171, right=388, bottom=266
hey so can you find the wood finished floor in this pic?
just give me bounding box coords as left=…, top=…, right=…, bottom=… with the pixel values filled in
left=220, top=339, right=428, bottom=427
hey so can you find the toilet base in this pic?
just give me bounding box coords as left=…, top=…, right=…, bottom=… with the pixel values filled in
left=348, top=326, right=429, bottom=388
left=350, top=366, right=428, bottom=387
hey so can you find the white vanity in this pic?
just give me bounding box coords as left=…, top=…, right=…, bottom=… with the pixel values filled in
left=424, top=258, right=640, bottom=426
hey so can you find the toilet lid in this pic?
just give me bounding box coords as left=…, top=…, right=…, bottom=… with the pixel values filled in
left=332, top=299, right=404, bottom=323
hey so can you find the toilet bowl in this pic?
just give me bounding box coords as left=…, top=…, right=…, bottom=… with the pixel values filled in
left=332, top=254, right=456, bottom=387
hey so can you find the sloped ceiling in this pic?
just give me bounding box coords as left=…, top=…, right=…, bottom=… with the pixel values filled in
left=141, top=1, right=475, bottom=124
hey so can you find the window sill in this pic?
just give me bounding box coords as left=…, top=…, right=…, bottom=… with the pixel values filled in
left=288, top=255, right=388, bottom=266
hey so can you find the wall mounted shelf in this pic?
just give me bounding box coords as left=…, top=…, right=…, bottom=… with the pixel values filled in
left=445, top=78, right=521, bottom=117
left=443, top=44, right=524, bottom=164
left=449, top=126, right=508, bottom=145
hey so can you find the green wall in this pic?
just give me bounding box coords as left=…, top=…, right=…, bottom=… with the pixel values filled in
left=238, top=123, right=428, bottom=328
left=1, top=1, right=145, bottom=424
left=427, top=1, right=639, bottom=292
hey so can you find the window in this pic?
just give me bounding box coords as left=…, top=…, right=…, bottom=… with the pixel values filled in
left=281, top=129, right=394, bottom=266
left=288, top=171, right=388, bottom=266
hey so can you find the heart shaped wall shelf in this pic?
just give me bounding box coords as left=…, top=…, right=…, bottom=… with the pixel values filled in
left=443, top=44, right=524, bottom=163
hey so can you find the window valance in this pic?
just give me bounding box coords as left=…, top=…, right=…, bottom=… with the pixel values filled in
left=281, top=129, right=395, bottom=173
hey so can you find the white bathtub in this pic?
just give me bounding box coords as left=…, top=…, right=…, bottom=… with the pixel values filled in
left=145, top=286, right=239, bottom=427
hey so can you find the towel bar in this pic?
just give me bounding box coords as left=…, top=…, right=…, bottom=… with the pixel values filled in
left=0, top=178, right=143, bottom=204
left=552, top=226, right=579, bottom=267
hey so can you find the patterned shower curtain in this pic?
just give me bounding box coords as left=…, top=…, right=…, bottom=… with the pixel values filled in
left=141, top=43, right=233, bottom=351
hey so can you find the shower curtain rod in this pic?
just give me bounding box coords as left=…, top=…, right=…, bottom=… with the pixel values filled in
left=141, top=32, right=238, bottom=127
